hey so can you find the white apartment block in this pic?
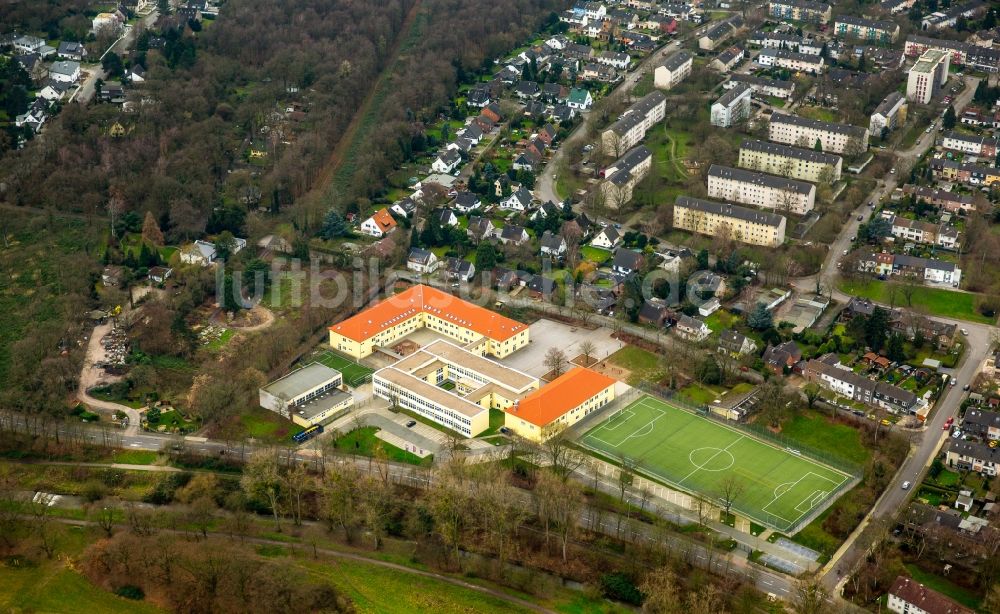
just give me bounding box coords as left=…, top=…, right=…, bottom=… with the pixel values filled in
left=654, top=50, right=693, bottom=89
left=768, top=113, right=869, bottom=154
left=906, top=49, right=950, bottom=104
left=738, top=139, right=843, bottom=182
left=869, top=91, right=907, bottom=135
left=725, top=74, right=795, bottom=99
left=756, top=48, right=825, bottom=74
left=710, top=84, right=752, bottom=128
left=707, top=164, right=816, bottom=214
left=673, top=196, right=787, bottom=247
left=601, top=145, right=653, bottom=209
left=601, top=90, right=667, bottom=155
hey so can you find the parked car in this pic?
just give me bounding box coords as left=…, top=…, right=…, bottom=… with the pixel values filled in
left=901, top=481, right=911, bottom=490
left=405, top=420, right=416, bottom=428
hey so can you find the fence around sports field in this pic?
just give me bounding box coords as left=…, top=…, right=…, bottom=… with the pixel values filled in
left=572, top=383, right=863, bottom=534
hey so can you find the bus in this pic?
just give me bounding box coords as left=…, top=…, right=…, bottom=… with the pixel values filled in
left=292, top=424, right=323, bottom=444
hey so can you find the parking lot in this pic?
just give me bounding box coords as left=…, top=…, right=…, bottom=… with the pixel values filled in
left=501, top=318, right=623, bottom=377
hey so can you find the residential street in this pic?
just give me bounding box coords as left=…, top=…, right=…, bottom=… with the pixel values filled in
left=534, top=23, right=718, bottom=206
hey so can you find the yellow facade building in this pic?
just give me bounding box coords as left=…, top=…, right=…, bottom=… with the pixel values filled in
left=328, top=285, right=529, bottom=359
left=504, top=367, right=617, bottom=442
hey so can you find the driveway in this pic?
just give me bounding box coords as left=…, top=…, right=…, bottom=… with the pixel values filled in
left=77, top=321, right=141, bottom=435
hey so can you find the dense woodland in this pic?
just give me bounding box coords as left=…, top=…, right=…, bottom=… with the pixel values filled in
left=1, top=0, right=563, bottom=241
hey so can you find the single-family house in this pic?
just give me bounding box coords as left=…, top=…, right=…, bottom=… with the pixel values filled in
left=148, top=266, right=173, bottom=284
left=407, top=248, right=440, bottom=274
left=467, top=216, right=496, bottom=242
left=499, top=225, right=529, bottom=245
left=49, top=60, right=80, bottom=84
left=718, top=330, right=757, bottom=357
left=611, top=249, right=644, bottom=275
left=500, top=186, right=534, bottom=211
left=434, top=208, right=459, bottom=227
left=676, top=314, right=711, bottom=341
left=431, top=149, right=462, bottom=174
left=540, top=231, right=567, bottom=257
left=591, top=226, right=621, bottom=249
left=443, top=257, right=476, bottom=282
left=762, top=341, right=802, bottom=374
left=359, top=208, right=398, bottom=237
left=567, top=88, right=594, bottom=110
left=57, top=41, right=86, bottom=61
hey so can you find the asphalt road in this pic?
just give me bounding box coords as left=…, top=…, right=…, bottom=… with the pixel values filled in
left=534, top=22, right=720, bottom=206
left=788, top=75, right=989, bottom=593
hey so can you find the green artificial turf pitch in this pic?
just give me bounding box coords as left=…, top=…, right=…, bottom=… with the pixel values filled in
left=580, top=396, right=851, bottom=531
left=312, top=351, right=375, bottom=387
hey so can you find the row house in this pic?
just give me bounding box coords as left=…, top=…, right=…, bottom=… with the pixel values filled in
left=833, top=15, right=899, bottom=43
left=930, top=158, right=1000, bottom=187
left=901, top=185, right=976, bottom=213
left=756, top=48, right=825, bottom=74
left=804, top=354, right=917, bottom=413
left=859, top=252, right=963, bottom=285
left=946, top=439, right=1000, bottom=476
left=767, top=0, right=831, bottom=23
left=961, top=408, right=1000, bottom=441
left=941, top=131, right=999, bottom=158
left=724, top=74, right=795, bottom=99
left=889, top=216, right=959, bottom=249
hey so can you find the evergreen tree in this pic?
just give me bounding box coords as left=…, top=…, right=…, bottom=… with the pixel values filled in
left=864, top=307, right=890, bottom=352
left=141, top=211, right=165, bottom=246
left=887, top=333, right=906, bottom=363
left=746, top=302, right=773, bottom=331
left=942, top=105, right=956, bottom=130
left=320, top=209, right=348, bottom=239
left=814, top=138, right=823, bottom=151
left=696, top=248, right=709, bottom=270
left=157, top=0, right=171, bottom=16
left=475, top=242, right=496, bottom=272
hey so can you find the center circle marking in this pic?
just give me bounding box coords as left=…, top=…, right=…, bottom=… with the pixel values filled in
left=688, top=447, right=735, bottom=472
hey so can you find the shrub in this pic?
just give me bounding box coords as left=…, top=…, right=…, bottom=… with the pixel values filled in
left=600, top=572, right=644, bottom=606
left=114, top=585, right=145, bottom=600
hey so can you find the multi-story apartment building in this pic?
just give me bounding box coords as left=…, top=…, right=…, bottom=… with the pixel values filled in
left=673, top=196, right=787, bottom=247
left=834, top=15, right=900, bottom=43
left=329, top=284, right=530, bottom=359
left=738, top=139, right=843, bottom=181
left=768, top=113, right=869, bottom=154
left=601, top=145, right=653, bottom=209
left=804, top=354, right=918, bottom=413
left=654, top=50, right=693, bottom=89
left=601, top=90, right=667, bottom=155
left=906, top=49, right=950, bottom=104
left=707, top=164, right=816, bottom=214
left=724, top=74, right=795, bottom=99
left=904, top=34, right=969, bottom=65
left=756, top=48, right=825, bottom=74
left=888, top=576, right=975, bottom=614
left=869, top=91, right=907, bottom=136
left=901, top=184, right=977, bottom=212
left=767, top=0, right=831, bottom=23
left=710, top=84, right=753, bottom=127
left=941, top=131, right=999, bottom=157
left=699, top=17, right=743, bottom=50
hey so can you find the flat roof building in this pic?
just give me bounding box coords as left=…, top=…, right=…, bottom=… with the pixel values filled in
left=907, top=49, right=950, bottom=104
left=259, top=363, right=354, bottom=427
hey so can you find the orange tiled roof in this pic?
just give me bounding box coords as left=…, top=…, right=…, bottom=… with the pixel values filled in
left=369, top=208, right=396, bottom=232
left=329, top=285, right=526, bottom=343
left=510, top=367, right=616, bottom=427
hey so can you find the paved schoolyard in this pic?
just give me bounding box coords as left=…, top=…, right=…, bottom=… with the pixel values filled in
left=500, top=319, right=623, bottom=377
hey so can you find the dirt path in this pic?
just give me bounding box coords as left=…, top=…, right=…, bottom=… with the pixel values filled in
left=310, top=0, right=423, bottom=199
left=77, top=321, right=142, bottom=435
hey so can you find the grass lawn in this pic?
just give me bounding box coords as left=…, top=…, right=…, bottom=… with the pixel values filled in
left=311, top=350, right=376, bottom=386
left=240, top=406, right=304, bottom=442
left=105, top=450, right=159, bottom=465
left=778, top=410, right=870, bottom=468
left=300, top=558, right=534, bottom=614
left=607, top=346, right=663, bottom=386
left=0, top=528, right=160, bottom=613
left=477, top=408, right=507, bottom=438
left=331, top=427, right=430, bottom=466
left=581, top=396, right=852, bottom=532
left=838, top=279, right=993, bottom=324
left=797, top=106, right=837, bottom=123
left=703, top=309, right=737, bottom=332
left=203, top=328, right=235, bottom=351
left=89, top=386, right=145, bottom=409
left=903, top=565, right=983, bottom=611
left=580, top=245, right=611, bottom=264
left=678, top=383, right=722, bottom=405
